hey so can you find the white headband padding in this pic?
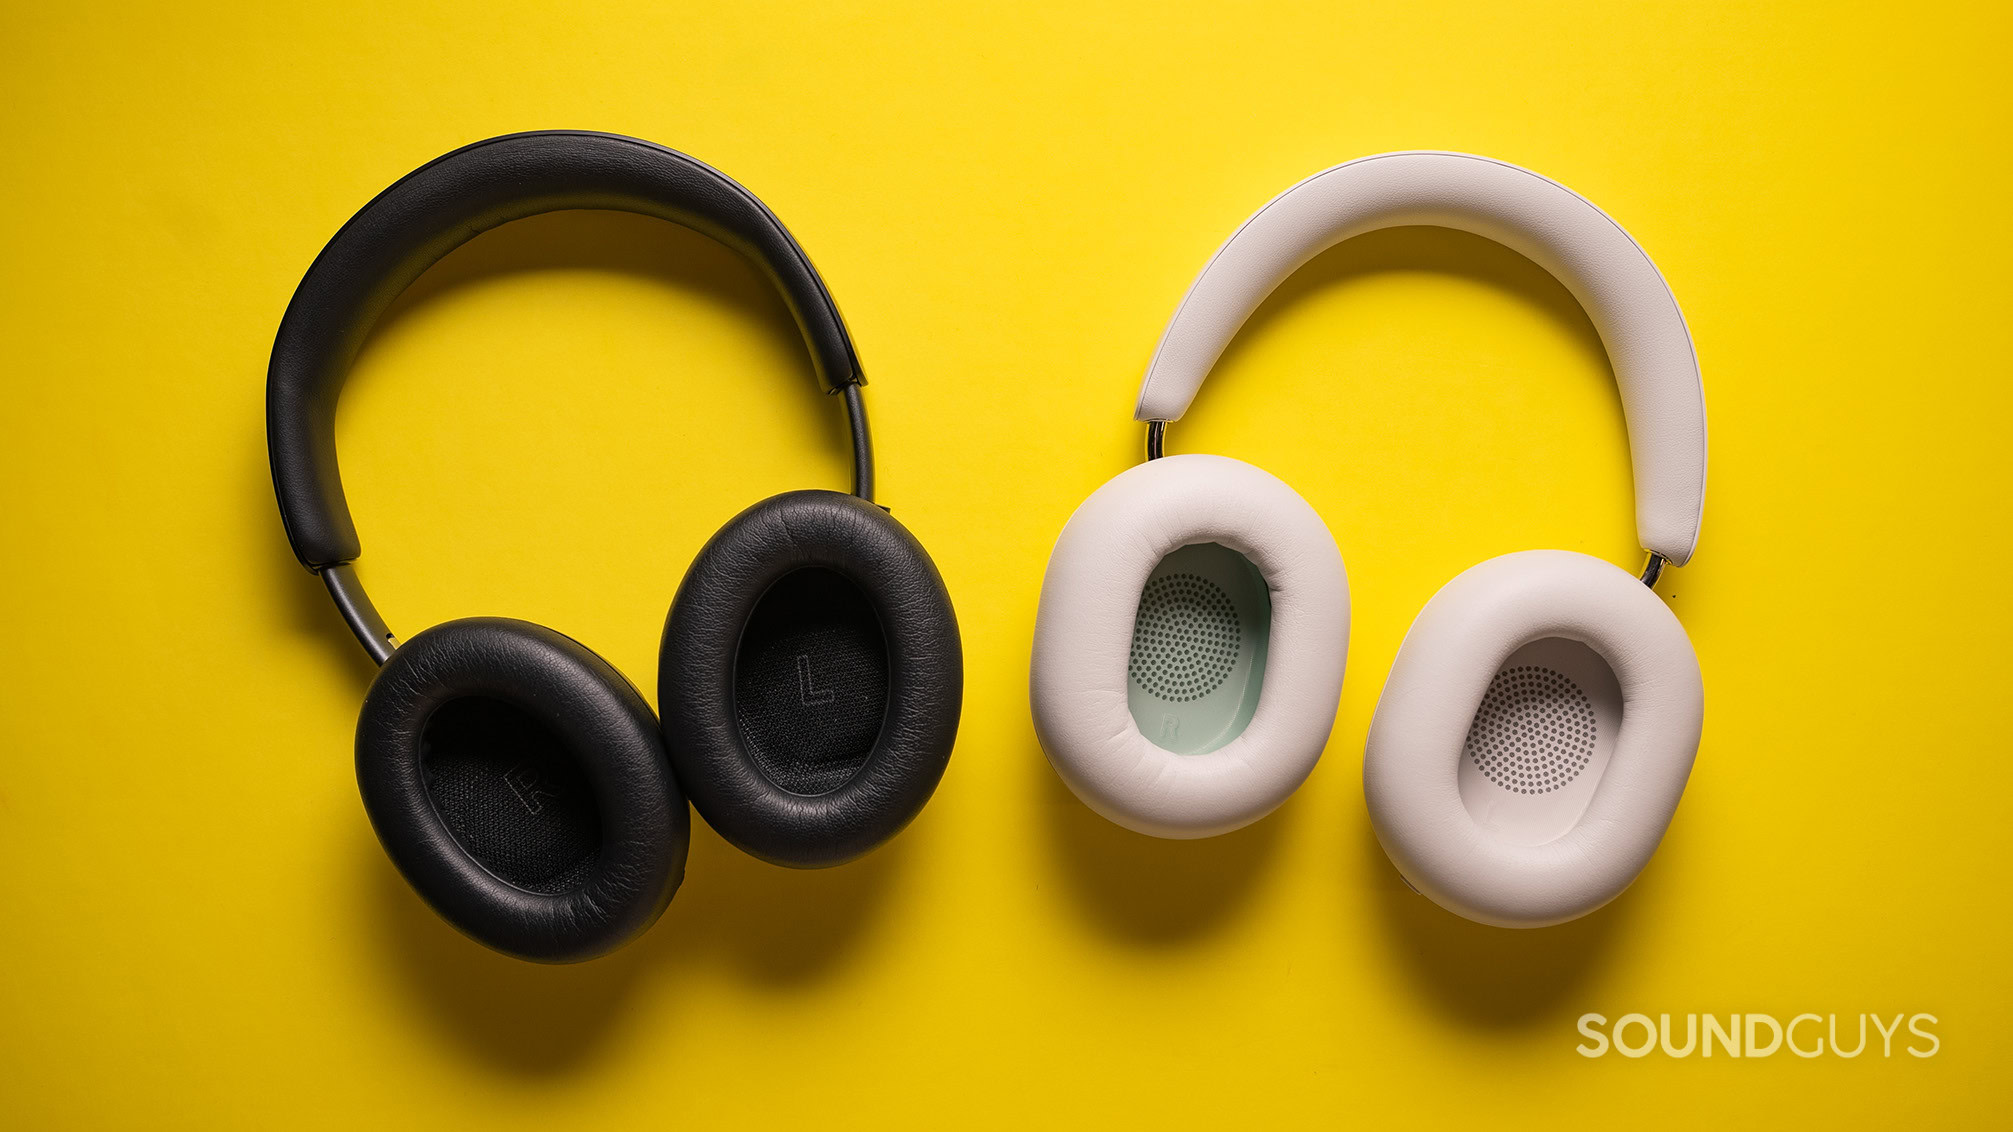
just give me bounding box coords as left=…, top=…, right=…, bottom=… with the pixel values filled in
left=1031, top=454, right=1348, bottom=838
left=1363, top=549, right=1703, bottom=926
left=1136, top=152, right=1706, bottom=564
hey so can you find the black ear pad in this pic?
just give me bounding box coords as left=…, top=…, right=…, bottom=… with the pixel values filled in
left=356, top=617, right=689, bottom=962
left=659, top=490, right=962, bottom=868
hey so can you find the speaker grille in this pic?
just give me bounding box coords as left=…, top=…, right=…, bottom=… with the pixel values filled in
left=734, top=568, right=889, bottom=796
left=421, top=697, right=601, bottom=894
left=1465, top=665, right=1597, bottom=795
left=1129, top=572, right=1241, bottom=702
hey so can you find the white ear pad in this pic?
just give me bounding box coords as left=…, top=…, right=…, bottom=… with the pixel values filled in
left=1031, top=454, right=1348, bottom=838
left=1364, top=550, right=1702, bottom=926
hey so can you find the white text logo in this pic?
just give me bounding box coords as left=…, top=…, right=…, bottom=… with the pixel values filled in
left=1575, top=1013, right=1938, bottom=1059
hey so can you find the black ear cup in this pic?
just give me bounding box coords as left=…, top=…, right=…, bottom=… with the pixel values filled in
left=356, top=617, right=689, bottom=962
left=660, top=490, right=962, bottom=868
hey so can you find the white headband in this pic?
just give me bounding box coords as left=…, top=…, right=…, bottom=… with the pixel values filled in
left=1135, top=151, right=1706, bottom=564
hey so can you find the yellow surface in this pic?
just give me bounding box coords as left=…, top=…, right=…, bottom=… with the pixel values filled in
left=2, top=1, right=2009, bottom=1126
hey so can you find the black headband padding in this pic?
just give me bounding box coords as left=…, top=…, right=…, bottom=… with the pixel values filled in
left=356, top=616, right=689, bottom=962
left=659, top=490, right=963, bottom=868
left=268, top=130, right=862, bottom=568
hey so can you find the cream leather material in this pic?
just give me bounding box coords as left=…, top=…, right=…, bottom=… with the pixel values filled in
left=1135, top=151, right=1706, bottom=564
left=1031, top=455, right=1348, bottom=838
left=1363, top=550, right=1702, bottom=927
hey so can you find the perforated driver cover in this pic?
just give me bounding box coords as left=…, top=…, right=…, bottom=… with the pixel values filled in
left=1463, top=665, right=1597, bottom=795
left=1128, top=572, right=1242, bottom=702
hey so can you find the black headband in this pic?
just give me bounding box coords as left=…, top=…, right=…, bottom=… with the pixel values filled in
left=266, top=131, right=872, bottom=658
left=268, top=129, right=869, bottom=567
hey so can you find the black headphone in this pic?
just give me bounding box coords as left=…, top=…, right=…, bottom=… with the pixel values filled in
left=268, top=131, right=963, bottom=962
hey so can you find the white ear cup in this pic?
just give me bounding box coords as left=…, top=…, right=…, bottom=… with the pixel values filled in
left=1031, top=454, right=1348, bottom=838
left=1363, top=550, right=1702, bottom=927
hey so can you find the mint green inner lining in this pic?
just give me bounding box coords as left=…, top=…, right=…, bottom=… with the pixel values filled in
left=1125, top=542, right=1272, bottom=755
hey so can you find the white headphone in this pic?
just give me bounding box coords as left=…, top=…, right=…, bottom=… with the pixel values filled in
left=1031, top=152, right=1705, bottom=927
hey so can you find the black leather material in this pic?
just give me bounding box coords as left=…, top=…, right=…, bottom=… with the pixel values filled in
left=268, top=130, right=863, bottom=569
left=357, top=617, right=689, bottom=962
left=660, top=491, right=962, bottom=868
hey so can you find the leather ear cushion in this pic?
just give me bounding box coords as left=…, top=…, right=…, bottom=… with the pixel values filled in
left=356, top=617, right=689, bottom=962
left=659, top=490, right=962, bottom=868
left=1363, top=550, right=1702, bottom=927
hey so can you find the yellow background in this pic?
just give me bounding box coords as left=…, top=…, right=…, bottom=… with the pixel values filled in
left=3, top=1, right=2009, bottom=1126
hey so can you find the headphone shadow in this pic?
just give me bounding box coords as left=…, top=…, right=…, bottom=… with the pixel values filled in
left=362, top=818, right=905, bottom=1075
left=1358, top=818, right=1662, bottom=1030
left=365, top=854, right=652, bottom=1074
left=1033, top=747, right=1285, bottom=946
left=1184, top=224, right=1621, bottom=429
left=252, top=208, right=904, bottom=1074
left=664, top=817, right=906, bottom=988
